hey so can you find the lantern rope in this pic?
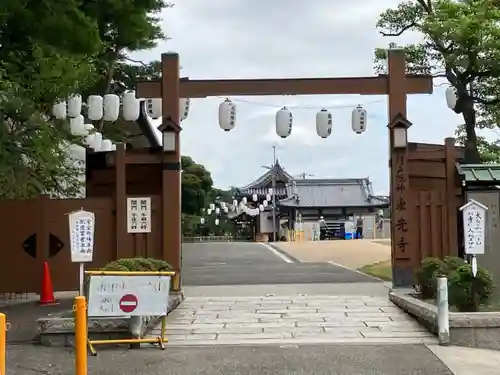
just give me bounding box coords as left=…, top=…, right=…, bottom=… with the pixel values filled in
left=214, top=97, right=384, bottom=110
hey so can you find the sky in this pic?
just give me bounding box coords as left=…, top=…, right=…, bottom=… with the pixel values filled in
left=131, top=0, right=465, bottom=195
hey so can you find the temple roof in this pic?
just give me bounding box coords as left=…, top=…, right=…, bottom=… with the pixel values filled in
left=237, top=160, right=293, bottom=197
left=279, top=178, right=389, bottom=208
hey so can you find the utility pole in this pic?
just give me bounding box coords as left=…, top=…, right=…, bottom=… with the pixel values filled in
left=271, top=145, right=277, bottom=242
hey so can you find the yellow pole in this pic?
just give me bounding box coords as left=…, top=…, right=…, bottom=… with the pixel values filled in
left=74, top=296, right=87, bottom=375
left=0, top=313, right=5, bottom=375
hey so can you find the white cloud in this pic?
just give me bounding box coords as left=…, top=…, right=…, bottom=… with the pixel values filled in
left=131, top=0, right=465, bottom=194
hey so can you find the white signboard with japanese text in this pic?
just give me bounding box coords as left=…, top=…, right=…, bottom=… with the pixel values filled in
left=460, top=199, right=487, bottom=255
left=87, top=275, right=170, bottom=317
left=127, top=197, right=151, bottom=233
left=68, top=209, right=95, bottom=263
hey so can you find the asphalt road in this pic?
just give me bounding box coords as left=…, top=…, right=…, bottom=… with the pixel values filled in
left=6, top=344, right=453, bottom=375
left=181, top=242, right=377, bottom=286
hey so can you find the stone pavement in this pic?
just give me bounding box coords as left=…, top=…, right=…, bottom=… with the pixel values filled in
left=153, top=294, right=436, bottom=346
left=275, top=240, right=391, bottom=269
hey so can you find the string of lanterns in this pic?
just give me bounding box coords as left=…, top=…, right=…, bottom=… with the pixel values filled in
left=51, top=91, right=191, bottom=152
left=201, top=189, right=274, bottom=225
left=218, top=99, right=368, bottom=139
left=53, top=92, right=369, bottom=148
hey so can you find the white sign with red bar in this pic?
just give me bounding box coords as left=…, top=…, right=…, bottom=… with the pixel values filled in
left=87, top=275, right=171, bottom=317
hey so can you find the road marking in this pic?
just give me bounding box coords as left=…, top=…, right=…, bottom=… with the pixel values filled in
left=260, top=243, right=294, bottom=263
left=327, top=261, right=384, bottom=282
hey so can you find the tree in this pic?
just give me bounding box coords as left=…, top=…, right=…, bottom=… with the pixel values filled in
left=374, top=0, right=500, bottom=163
left=181, top=156, right=214, bottom=215
left=455, top=124, right=500, bottom=163
left=0, top=0, right=172, bottom=198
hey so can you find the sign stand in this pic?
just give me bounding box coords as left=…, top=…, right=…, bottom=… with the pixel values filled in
left=68, top=209, right=95, bottom=295
left=460, top=199, right=487, bottom=309
left=84, top=270, right=175, bottom=355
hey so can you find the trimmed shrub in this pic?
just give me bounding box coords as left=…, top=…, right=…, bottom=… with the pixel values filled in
left=100, top=257, right=172, bottom=272
left=448, top=263, right=493, bottom=312
left=415, top=257, right=444, bottom=299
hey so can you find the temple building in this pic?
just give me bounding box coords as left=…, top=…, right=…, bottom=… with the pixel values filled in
left=229, top=161, right=389, bottom=241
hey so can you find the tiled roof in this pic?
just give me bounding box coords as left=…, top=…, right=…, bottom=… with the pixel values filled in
left=279, top=178, right=389, bottom=208
left=239, top=187, right=288, bottom=198
left=456, top=163, right=500, bottom=184
left=238, top=160, right=293, bottom=191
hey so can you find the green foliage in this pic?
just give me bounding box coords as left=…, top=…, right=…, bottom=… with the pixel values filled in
left=416, top=257, right=445, bottom=299
left=181, top=156, right=214, bottom=215
left=416, top=256, right=493, bottom=311
left=101, top=257, right=172, bottom=271
left=448, top=263, right=493, bottom=312
left=455, top=124, right=500, bottom=163
left=374, top=0, right=500, bottom=163
left=0, top=0, right=172, bottom=199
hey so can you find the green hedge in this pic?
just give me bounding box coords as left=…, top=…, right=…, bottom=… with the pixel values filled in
left=100, top=257, right=172, bottom=272
left=415, top=256, right=493, bottom=312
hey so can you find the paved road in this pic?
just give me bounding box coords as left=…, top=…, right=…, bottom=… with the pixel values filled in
left=6, top=344, right=453, bottom=374
left=181, top=242, right=375, bottom=285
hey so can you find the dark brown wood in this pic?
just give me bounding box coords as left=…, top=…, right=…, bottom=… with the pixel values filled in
left=387, top=50, right=413, bottom=286
left=106, top=152, right=162, bottom=166
left=409, top=161, right=446, bottom=178
left=115, top=143, right=127, bottom=259
left=137, top=75, right=433, bottom=98
left=160, top=53, right=182, bottom=291
left=445, top=137, right=459, bottom=257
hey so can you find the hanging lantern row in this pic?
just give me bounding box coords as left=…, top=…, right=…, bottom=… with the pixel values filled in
left=218, top=99, right=368, bottom=138
left=145, top=98, right=190, bottom=121
left=67, top=115, right=116, bottom=152
left=52, top=92, right=191, bottom=123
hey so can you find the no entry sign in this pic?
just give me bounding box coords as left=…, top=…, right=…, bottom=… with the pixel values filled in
left=119, top=294, right=138, bottom=313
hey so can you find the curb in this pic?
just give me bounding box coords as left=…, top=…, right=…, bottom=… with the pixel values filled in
left=265, top=243, right=300, bottom=263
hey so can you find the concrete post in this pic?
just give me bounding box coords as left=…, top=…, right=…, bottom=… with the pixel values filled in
left=437, top=276, right=450, bottom=345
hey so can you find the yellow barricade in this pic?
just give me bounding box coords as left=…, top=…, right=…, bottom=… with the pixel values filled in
left=0, top=312, right=5, bottom=375
left=81, top=270, right=175, bottom=357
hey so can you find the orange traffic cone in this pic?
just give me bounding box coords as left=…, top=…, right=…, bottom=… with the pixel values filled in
left=39, top=261, right=59, bottom=306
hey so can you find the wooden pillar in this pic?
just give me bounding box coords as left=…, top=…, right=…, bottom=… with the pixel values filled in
left=444, top=137, right=459, bottom=257
left=160, top=53, right=182, bottom=291
left=387, top=49, right=413, bottom=287
left=115, top=143, right=128, bottom=259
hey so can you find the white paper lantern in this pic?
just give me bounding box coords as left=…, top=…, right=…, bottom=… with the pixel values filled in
left=215, top=218, right=220, bottom=226
left=316, top=108, right=332, bottom=138
left=219, top=99, right=236, bottom=131
left=224, top=206, right=228, bottom=213
left=180, top=98, right=190, bottom=121
left=92, top=132, right=103, bottom=151
left=276, top=106, right=293, bottom=138
left=207, top=209, right=212, bottom=215
left=101, top=139, right=113, bottom=151
left=209, top=203, right=215, bottom=210
left=122, top=91, right=140, bottom=121
left=87, top=95, right=103, bottom=121
left=266, top=194, right=271, bottom=201
left=242, top=197, right=247, bottom=204
left=263, top=200, right=268, bottom=207
left=252, top=194, right=258, bottom=202
left=52, top=101, right=67, bottom=119
left=67, top=95, right=82, bottom=118
left=259, top=204, right=264, bottom=212
left=232, top=199, right=238, bottom=207
left=103, top=94, right=120, bottom=122
left=215, top=207, right=220, bottom=215
left=445, top=86, right=458, bottom=111
left=200, top=217, right=205, bottom=224
left=111, top=143, right=117, bottom=151
left=351, top=104, right=367, bottom=134
left=268, top=188, right=273, bottom=195
left=69, top=115, right=85, bottom=135
left=220, top=202, right=226, bottom=209
left=146, top=98, right=162, bottom=119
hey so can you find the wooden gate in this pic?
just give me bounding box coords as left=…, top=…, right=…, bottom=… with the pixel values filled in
left=407, top=138, right=464, bottom=271
left=0, top=194, right=162, bottom=293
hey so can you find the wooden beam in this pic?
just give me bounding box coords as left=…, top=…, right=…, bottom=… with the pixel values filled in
left=136, top=75, right=433, bottom=99
left=106, top=152, right=162, bottom=166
